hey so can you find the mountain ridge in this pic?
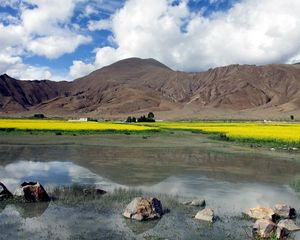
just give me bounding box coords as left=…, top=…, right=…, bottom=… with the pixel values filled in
left=1, top=58, right=300, bottom=120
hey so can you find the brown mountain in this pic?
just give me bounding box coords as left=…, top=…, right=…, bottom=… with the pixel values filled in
left=1, top=58, right=300, bottom=120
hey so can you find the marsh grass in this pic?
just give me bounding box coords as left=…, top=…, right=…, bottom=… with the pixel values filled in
left=290, top=176, right=300, bottom=192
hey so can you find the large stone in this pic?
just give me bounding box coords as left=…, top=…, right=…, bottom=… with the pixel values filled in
left=14, top=182, right=50, bottom=202
left=252, top=219, right=277, bottom=239
left=243, top=205, right=276, bottom=221
left=123, top=197, right=163, bottom=221
left=0, top=182, right=13, bottom=201
left=278, top=219, right=300, bottom=232
left=273, top=204, right=297, bottom=219
left=195, top=208, right=215, bottom=222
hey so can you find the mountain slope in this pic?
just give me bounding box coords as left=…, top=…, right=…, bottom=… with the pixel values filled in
left=1, top=58, right=300, bottom=119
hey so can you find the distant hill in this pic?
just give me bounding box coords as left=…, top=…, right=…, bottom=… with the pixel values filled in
left=1, top=58, right=300, bottom=120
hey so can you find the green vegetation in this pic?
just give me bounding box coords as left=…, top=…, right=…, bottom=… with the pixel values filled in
left=290, top=176, right=300, bottom=192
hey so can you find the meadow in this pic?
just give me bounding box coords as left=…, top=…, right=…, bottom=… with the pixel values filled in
left=142, top=121, right=300, bottom=147
left=0, top=119, right=300, bottom=147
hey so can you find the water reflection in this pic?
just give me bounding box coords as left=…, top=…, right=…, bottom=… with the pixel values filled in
left=1, top=145, right=300, bottom=186
left=0, top=161, right=119, bottom=191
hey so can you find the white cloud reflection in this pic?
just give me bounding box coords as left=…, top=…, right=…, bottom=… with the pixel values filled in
left=0, top=161, right=116, bottom=191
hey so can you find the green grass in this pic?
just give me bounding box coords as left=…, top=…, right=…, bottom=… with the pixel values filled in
left=290, top=176, right=300, bottom=192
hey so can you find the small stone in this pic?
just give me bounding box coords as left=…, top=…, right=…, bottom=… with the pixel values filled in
left=292, top=147, right=298, bottom=151
left=270, top=148, right=276, bottom=151
left=190, top=199, right=206, bottom=207
left=83, top=188, right=106, bottom=196
left=195, top=208, right=214, bottom=222
left=182, top=199, right=206, bottom=207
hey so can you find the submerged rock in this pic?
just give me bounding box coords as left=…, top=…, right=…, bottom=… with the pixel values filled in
left=243, top=205, right=276, bottom=221
left=123, top=197, right=163, bottom=221
left=0, top=182, right=13, bottom=201
left=83, top=188, right=107, bottom=196
left=14, top=182, right=50, bottom=202
left=195, top=208, right=215, bottom=222
left=183, top=199, right=206, bottom=207
left=252, top=219, right=277, bottom=239
left=273, top=204, right=297, bottom=219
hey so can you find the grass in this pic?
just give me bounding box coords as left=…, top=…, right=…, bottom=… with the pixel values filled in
left=290, top=176, right=300, bottom=192
left=139, top=122, right=300, bottom=148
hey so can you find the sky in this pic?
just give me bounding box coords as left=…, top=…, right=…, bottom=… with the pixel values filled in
left=0, top=0, right=300, bottom=81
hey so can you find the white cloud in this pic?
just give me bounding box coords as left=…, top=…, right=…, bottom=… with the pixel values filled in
left=0, top=0, right=92, bottom=79
left=74, top=0, right=300, bottom=74
left=6, top=63, right=52, bottom=80
left=69, top=60, right=96, bottom=79
left=27, top=34, right=91, bottom=59
left=88, top=19, right=111, bottom=31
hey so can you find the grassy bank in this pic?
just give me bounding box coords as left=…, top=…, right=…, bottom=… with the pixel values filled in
left=140, top=122, right=300, bottom=149
left=1, top=119, right=300, bottom=149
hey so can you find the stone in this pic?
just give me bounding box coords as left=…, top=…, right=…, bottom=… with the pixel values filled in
left=243, top=205, right=276, bottom=221
left=14, top=182, right=50, bottom=202
left=252, top=219, right=277, bottom=239
left=273, top=203, right=297, bottom=219
left=123, top=197, right=163, bottom=221
left=278, top=219, right=300, bottom=232
left=0, top=182, right=13, bottom=201
left=83, top=188, right=107, bottom=196
left=195, top=208, right=215, bottom=222
left=183, top=199, right=206, bottom=207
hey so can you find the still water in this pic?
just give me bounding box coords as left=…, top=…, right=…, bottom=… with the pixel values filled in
left=0, top=133, right=300, bottom=239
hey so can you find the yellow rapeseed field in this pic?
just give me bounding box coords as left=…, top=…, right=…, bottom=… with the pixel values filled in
left=145, top=122, right=300, bottom=143
left=0, top=119, right=155, bottom=132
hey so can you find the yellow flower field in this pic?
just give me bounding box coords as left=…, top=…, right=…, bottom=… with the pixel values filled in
left=0, top=119, right=155, bottom=132
left=144, top=122, right=300, bottom=143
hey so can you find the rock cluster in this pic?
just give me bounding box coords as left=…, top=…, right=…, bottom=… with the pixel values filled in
left=244, top=204, right=300, bottom=239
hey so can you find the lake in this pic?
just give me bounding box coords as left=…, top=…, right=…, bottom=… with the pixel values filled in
left=0, top=133, right=300, bottom=239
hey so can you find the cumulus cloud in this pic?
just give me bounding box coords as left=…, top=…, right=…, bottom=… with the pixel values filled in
left=0, top=0, right=92, bottom=79
left=69, top=60, right=96, bottom=79
left=73, top=0, right=300, bottom=74
left=27, top=34, right=91, bottom=59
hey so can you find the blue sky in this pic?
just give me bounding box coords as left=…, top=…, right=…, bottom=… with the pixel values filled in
left=0, top=0, right=300, bottom=80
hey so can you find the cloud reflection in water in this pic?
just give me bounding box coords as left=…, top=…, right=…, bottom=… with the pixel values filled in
left=0, top=161, right=117, bottom=190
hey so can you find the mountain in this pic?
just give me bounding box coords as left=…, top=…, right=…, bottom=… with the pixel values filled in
left=1, top=57, right=300, bottom=120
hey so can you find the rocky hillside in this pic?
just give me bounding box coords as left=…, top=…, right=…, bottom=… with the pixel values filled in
left=1, top=58, right=300, bottom=119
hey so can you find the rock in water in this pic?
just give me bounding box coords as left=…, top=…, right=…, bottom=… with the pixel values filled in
left=243, top=206, right=276, bottom=220
left=0, top=182, right=13, bottom=201
left=123, top=197, right=163, bottom=221
left=252, top=219, right=277, bottom=239
left=183, top=199, right=206, bottom=207
left=83, top=188, right=107, bottom=196
left=273, top=204, right=297, bottom=219
left=195, top=208, right=215, bottom=222
left=14, top=182, right=50, bottom=202
left=278, top=219, right=300, bottom=232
